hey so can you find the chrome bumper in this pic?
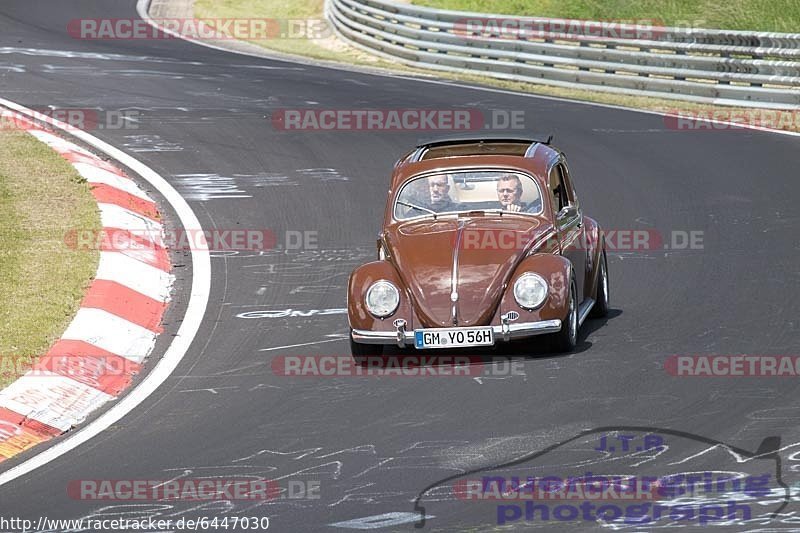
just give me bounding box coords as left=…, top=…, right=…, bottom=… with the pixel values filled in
left=351, top=319, right=562, bottom=348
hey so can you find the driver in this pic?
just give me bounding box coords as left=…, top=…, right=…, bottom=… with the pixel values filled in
left=426, top=175, right=458, bottom=212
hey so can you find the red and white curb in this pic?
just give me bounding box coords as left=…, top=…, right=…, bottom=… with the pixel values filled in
left=0, top=112, right=174, bottom=461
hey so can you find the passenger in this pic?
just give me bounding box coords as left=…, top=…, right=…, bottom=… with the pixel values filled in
left=496, top=174, right=528, bottom=212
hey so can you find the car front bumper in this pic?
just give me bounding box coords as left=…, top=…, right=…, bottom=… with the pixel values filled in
left=351, top=319, right=562, bottom=348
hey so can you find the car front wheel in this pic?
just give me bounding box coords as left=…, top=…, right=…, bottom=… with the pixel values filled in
left=551, top=277, right=578, bottom=353
left=590, top=249, right=609, bottom=318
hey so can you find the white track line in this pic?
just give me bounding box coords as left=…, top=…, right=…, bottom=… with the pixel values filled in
left=137, top=0, right=800, bottom=139
left=0, top=98, right=210, bottom=486
left=27, top=129, right=96, bottom=156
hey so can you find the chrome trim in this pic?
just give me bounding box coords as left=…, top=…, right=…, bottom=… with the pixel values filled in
left=503, top=319, right=562, bottom=339
left=524, top=142, right=540, bottom=159
left=365, top=279, right=400, bottom=318
left=512, top=272, right=549, bottom=311
left=450, top=220, right=466, bottom=326
left=450, top=291, right=459, bottom=327
left=529, top=229, right=558, bottom=255
left=393, top=318, right=408, bottom=347
left=500, top=311, right=519, bottom=342
left=577, top=298, right=595, bottom=327
left=558, top=212, right=582, bottom=231
left=546, top=152, right=565, bottom=175
left=409, top=146, right=428, bottom=162
left=352, top=328, right=415, bottom=345
left=351, top=319, right=562, bottom=346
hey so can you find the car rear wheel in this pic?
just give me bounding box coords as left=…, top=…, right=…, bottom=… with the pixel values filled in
left=590, top=249, right=610, bottom=318
left=552, top=278, right=578, bottom=353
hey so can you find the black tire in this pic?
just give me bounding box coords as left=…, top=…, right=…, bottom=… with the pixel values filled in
left=590, top=249, right=610, bottom=318
left=551, top=277, right=578, bottom=353
left=350, top=337, right=383, bottom=359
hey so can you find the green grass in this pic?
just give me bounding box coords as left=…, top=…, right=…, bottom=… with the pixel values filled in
left=195, top=0, right=354, bottom=61
left=0, top=127, right=100, bottom=387
left=411, top=0, right=800, bottom=33
left=197, top=0, right=322, bottom=19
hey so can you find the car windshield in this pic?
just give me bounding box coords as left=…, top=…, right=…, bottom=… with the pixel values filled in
left=393, top=170, right=543, bottom=220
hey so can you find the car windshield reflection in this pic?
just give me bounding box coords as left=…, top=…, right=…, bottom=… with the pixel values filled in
left=394, top=170, right=544, bottom=220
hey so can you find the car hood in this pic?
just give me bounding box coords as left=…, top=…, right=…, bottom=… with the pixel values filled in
left=385, top=216, right=551, bottom=328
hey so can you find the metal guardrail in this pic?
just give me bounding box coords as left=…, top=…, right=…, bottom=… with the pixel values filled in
left=326, top=0, right=800, bottom=108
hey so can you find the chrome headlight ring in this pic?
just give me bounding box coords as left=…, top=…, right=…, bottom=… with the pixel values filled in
left=365, top=280, right=400, bottom=318
left=513, top=273, right=548, bottom=310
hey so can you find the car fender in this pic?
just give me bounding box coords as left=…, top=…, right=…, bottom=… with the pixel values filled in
left=581, top=216, right=604, bottom=302
left=347, top=261, right=414, bottom=331
left=497, top=254, right=574, bottom=323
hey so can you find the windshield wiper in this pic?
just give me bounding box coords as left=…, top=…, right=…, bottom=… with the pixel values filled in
left=460, top=209, right=504, bottom=217
left=397, top=200, right=438, bottom=218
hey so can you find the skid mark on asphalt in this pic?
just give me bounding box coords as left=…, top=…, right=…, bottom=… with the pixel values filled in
left=173, top=169, right=353, bottom=202
left=178, top=386, right=240, bottom=394
left=173, top=173, right=302, bottom=201
left=329, top=512, right=428, bottom=529
left=0, top=46, right=201, bottom=64
left=123, top=134, right=184, bottom=152
left=296, top=168, right=351, bottom=182
left=258, top=337, right=346, bottom=352
left=239, top=249, right=371, bottom=305
left=0, top=63, right=25, bottom=72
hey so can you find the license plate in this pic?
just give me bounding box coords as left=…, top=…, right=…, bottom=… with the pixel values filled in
left=414, top=327, right=494, bottom=349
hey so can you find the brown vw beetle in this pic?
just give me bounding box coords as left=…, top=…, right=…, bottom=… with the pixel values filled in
left=348, top=135, right=609, bottom=355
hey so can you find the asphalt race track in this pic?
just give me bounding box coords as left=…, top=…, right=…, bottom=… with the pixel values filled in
left=1, top=1, right=800, bottom=531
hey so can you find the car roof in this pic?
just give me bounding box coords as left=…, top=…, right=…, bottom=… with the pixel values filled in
left=390, top=137, right=560, bottom=191
left=413, top=133, right=554, bottom=149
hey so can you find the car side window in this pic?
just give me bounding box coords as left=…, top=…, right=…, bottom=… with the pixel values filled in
left=559, top=163, right=578, bottom=207
left=550, top=165, right=569, bottom=214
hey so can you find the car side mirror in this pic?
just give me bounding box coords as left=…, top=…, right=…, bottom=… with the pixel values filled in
left=557, top=205, right=578, bottom=219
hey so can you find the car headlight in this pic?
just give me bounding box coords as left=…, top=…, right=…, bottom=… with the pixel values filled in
left=365, top=280, right=400, bottom=317
left=513, top=273, right=548, bottom=310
